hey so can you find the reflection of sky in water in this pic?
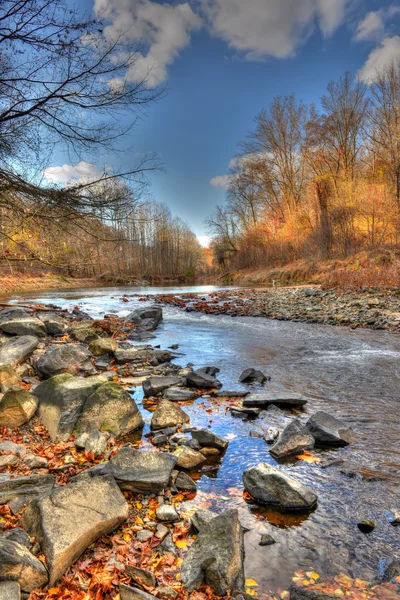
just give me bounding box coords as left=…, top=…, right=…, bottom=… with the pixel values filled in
left=15, top=285, right=400, bottom=593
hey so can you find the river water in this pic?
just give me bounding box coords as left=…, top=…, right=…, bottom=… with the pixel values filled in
left=11, top=285, right=400, bottom=594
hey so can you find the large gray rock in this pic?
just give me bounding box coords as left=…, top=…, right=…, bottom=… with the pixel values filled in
left=269, top=420, right=315, bottom=458
left=164, top=387, right=196, bottom=401
left=0, top=318, right=46, bottom=338
left=0, top=336, right=39, bottom=367
left=0, top=390, right=38, bottom=428
left=21, top=475, right=128, bottom=585
left=175, top=471, right=197, bottom=492
left=242, top=463, right=317, bottom=511
left=34, top=374, right=107, bottom=442
left=186, top=370, right=222, bottom=389
left=243, top=393, right=307, bottom=408
left=190, top=509, right=217, bottom=532
left=0, top=307, right=30, bottom=322
left=37, top=344, right=93, bottom=378
left=0, top=581, right=21, bottom=600
left=306, top=411, right=353, bottom=447
left=191, top=429, right=228, bottom=450
left=109, top=447, right=177, bottom=493
left=238, top=368, right=268, bottom=384
left=125, top=306, right=163, bottom=331
left=151, top=400, right=190, bottom=431
left=181, top=509, right=244, bottom=596
left=142, top=376, right=181, bottom=398
left=114, top=347, right=155, bottom=364
left=77, top=382, right=144, bottom=437
left=173, top=446, right=206, bottom=470
left=0, top=539, right=48, bottom=592
left=39, top=315, right=67, bottom=336
left=0, top=474, right=56, bottom=506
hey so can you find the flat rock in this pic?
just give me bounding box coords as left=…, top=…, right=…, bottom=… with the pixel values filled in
left=0, top=474, right=56, bottom=505
left=0, top=390, right=38, bottom=428
left=151, top=400, right=189, bottom=431
left=114, top=347, right=155, bottom=364
left=0, top=307, right=31, bottom=322
left=0, top=336, right=39, bottom=367
left=143, top=376, right=181, bottom=397
left=230, top=406, right=260, bottom=418
left=269, top=420, right=315, bottom=458
left=37, top=344, right=93, bottom=378
left=164, top=387, right=196, bottom=401
left=21, top=474, right=128, bottom=585
left=0, top=581, right=21, bottom=600
left=173, top=446, right=206, bottom=470
left=306, top=411, right=354, bottom=447
left=0, top=539, right=48, bottom=592
left=0, top=318, right=46, bottom=338
left=216, top=390, right=249, bottom=398
left=120, top=584, right=157, bottom=600
left=77, top=381, right=144, bottom=437
left=243, top=393, right=307, bottom=408
left=191, top=429, right=228, bottom=450
left=34, top=374, right=107, bottom=442
left=109, top=447, right=177, bottom=493
left=185, top=370, right=222, bottom=389
left=181, top=509, right=244, bottom=596
left=243, top=463, right=317, bottom=511
left=125, top=565, right=157, bottom=588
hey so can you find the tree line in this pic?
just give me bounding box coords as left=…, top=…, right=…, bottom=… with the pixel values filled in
left=206, top=65, right=400, bottom=273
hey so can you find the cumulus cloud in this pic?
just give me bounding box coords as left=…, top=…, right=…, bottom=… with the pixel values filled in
left=43, top=161, right=103, bottom=184
left=358, top=35, right=400, bottom=83
left=94, top=0, right=201, bottom=88
left=200, top=0, right=350, bottom=60
left=354, top=6, right=400, bottom=42
left=209, top=174, right=231, bottom=188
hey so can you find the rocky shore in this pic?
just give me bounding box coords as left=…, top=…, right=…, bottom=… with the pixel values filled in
left=0, top=301, right=399, bottom=600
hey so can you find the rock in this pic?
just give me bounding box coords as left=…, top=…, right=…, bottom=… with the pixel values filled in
left=242, top=463, right=317, bottom=511
left=229, top=406, right=260, bottom=418
left=77, top=382, right=144, bottom=438
left=185, top=370, right=222, bottom=389
left=269, top=420, right=315, bottom=458
left=23, top=454, right=48, bottom=469
left=306, top=411, right=353, bottom=447
left=238, top=368, right=269, bottom=384
left=0, top=474, right=55, bottom=506
left=357, top=520, right=375, bottom=533
left=0, top=539, right=48, bottom=592
left=125, top=565, right=157, bottom=588
left=289, top=585, right=338, bottom=599
left=0, top=581, right=21, bottom=600
left=39, top=316, right=66, bottom=336
left=175, top=471, right=197, bottom=492
left=1, top=529, right=31, bottom=548
left=200, top=447, right=220, bottom=456
left=0, top=308, right=30, bottom=322
left=136, top=530, right=153, bottom=543
left=389, top=508, right=400, bottom=526
left=243, top=393, right=307, bottom=408
left=0, top=455, right=18, bottom=468
left=68, top=322, right=100, bottom=343
left=21, top=475, right=128, bottom=585
left=173, top=447, right=207, bottom=470
left=216, top=390, right=249, bottom=397
left=151, top=400, right=189, bottom=431
left=155, top=586, right=177, bottom=599
left=37, top=344, right=93, bottom=378
left=143, top=377, right=181, bottom=398
left=125, top=306, right=163, bottom=331
left=264, top=427, right=280, bottom=444
left=0, top=390, right=38, bottom=428
left=155, top=523, right=169, bottom=540
left=109, top=447, right=177, bottom=493
left=34, top=374, right=107, bottom=442
left=190, top=509, right=217, bottom=532
left=259, top=534, right=276, bottom=546
left=382, top=557, right=400, bottom=582
left=120, top=584, right=157, bottom=600
left=88, top=338, right=118, bottom=356
left=0, top=318, right=46, bottom=338
left=181, top=509, right=244, bottom=596
left=156, top=504, right=179, bottom=523
left=114, top=347, right=155, bottom=364
left=191, top=429, right=228, bottom=450
left=0, top=336, right=39, bottom=367
left=164, top=387, right=195, bottom=401
left=75, top=430, right=109, bottom=456
left=0, top=366, right=21, bottom=391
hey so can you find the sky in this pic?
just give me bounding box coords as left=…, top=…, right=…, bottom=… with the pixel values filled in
left=44, top=0, right=400, bottom=246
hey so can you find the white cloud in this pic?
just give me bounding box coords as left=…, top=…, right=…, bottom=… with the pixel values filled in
left=43, top=161, right=103, bottom=183
left=354, top=11, right=385, bottom=41
left=209, top=174, right=231, bottom=188
left=94, top=0, right=201, bottom=88
left=200, top=0, right=350, bottom=60
left=358, top=35, right=400, bottom=83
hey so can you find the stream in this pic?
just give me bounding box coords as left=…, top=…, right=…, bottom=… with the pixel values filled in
left=11, top=285, right=400, bottom=595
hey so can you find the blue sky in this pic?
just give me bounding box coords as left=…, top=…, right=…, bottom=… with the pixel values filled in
left=45, top=0, right=400, bottom=244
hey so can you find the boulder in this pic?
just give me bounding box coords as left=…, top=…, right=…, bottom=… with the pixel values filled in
left=88, top=337, right=118, bottom=356
left=21, top=475, right=128, bottom=585
left=243, top=393, right=307, bottom=408
left=238, top=368, right=268, bottom=384
left=0, top=307, right=30, bottom=322
left=190, top=509, right=217, bottom=532
left=0, top=539, right=48, bottom=592
left=39, top=316, right=66, bottom=336
left=164, top=387, right=196, bottom=401
left=0, top=390, right=38, bottom=428
left=175, top=471, right=197, bottom=492
left=125, top=306, right=163, bottom=331
left=306, top=411, right=353, bottom=447
left=120, top=584, right=157, bottom=600
left=37, top=344, right=93, bottom=378
left=269, top=420, right=315, bottom=458
left=242, top=463, right=317, bottom=511
left=34, top=374, right=107, bottom=442
left=0, top=336, right=39, bottom=367
left=109, top=447, right=177, bottom=493
left=197, top=366, right=220, bottom=377
left=77, top=382, right=144, bottom=437
left=0, top=474, right=56, bottom=506
left=0, top=318, right=46, bottom=338
left=181, top=509, right=244, bottom=596
left=191, top=429, right=228, bottom=450
left=143, top=376, right=181, bottom=398
left=0, top=581, right=21, bottom=600
left=68, top=322, right=101, bottom=343
left=151, top=400, right=190, bottom=431
left=114, top=347, right=155, bottom=364
left=0, top=366, right=21, bottom=391
left=185, top=370, right=222, bottom=389
left=173, top=447, right=207, bottom=470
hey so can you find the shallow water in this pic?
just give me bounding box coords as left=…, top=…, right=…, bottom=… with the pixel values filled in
left=13, top=285, right=400, bottom=594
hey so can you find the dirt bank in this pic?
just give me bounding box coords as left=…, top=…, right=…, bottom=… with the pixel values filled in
left=0, top=274, right=102, bottom=297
